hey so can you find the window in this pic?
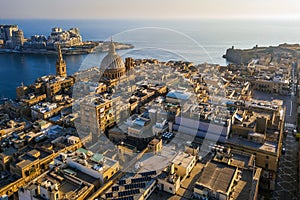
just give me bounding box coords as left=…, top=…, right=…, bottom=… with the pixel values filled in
left=169, top=187, right=172, bottom=191
left=175, top=167, right=178, bottom=171
left=266, top=156, right=269, bottom=159
left=265, top=163, right=269, bottom=169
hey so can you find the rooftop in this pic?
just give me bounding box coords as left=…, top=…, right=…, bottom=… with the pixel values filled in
left=166, top=90, right=192, bottom=100
left=59, top=148, right=118, bottom=175
left=22, top=168, right=94, bottom=200
left=138, top=145, right=177, bottom=173
left=227, top=134, right=277, bottom=154
left=172, top=151, right=195, bottom=168
left=103, top=171, right=156, bottom=200
left=196, top=161, right=236, bottom=194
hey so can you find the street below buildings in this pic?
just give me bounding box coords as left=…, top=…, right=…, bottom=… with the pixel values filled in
left=272, top=133, right=299, bottom=200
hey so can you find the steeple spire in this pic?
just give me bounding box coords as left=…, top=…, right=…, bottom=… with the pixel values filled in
left=56, top=43, right=67, bottom=77
left=57, top=44, right=63, bottom=61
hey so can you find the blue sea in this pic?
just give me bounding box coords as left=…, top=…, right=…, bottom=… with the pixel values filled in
left=1, top=19, right=300, bottom=99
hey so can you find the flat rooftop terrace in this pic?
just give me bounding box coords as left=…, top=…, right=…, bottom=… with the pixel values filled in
left=227, top=135, right=277, bottom=154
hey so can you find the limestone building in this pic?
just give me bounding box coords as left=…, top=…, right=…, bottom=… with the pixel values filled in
left=16, top=46, right=73, bottom=101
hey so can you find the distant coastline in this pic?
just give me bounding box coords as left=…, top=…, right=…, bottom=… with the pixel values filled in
left=0, top=41, right=134, bottom=55
left=223, top=43, right=300, bottom=64
left=0, top=25, right=133, bottom=55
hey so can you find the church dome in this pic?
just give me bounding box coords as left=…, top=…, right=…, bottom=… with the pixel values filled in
left=101, top=41, right=125, bottom=71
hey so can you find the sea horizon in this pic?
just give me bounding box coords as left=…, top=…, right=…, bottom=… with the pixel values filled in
left=1, top=18, right=300, bottom=99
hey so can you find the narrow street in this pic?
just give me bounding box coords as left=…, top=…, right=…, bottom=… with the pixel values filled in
left=272, top=133, right=299, bottom=200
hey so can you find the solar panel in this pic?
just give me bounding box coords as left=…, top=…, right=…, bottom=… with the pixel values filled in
left=119, top=179, right=126, bottom=185
left=118, top=191, right=125, bottom=197
left=124, top=183, right=146, bottom=190
left=131, top=177, right=151, bottom=183
left=118, top=189, right=140, bottom=197
left=140, top=182, right=146, bottom=188
left=140, top=170, right=156, bottom=177
left=132, top=189, right=140, bottom=195
left=124, top=185, right=131, bottom=190
left=105, top=192, right=113, bottom=198
left=116, top=196, right=134, bottom=200
left=112, top=186, right=119, bottom=191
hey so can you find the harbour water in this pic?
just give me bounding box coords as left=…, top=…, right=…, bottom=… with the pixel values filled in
left=1, top=19, right=300, bottom=99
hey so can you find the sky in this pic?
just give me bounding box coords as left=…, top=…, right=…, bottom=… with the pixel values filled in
left=1, top=0, right=300, bottom=20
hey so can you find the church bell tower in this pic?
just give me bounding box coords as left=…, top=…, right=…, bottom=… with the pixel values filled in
left=56, top=44, right=67, bottom=77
